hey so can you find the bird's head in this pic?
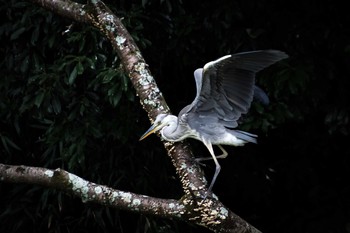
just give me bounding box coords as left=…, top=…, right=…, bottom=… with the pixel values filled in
left=139, top=114, right=170, bottom=141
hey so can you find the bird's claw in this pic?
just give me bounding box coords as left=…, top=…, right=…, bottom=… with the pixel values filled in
left=195, top=158, right=207, bottom=167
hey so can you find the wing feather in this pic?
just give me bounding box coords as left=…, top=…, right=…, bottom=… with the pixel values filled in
left=182, top=50, right=288, bottom=132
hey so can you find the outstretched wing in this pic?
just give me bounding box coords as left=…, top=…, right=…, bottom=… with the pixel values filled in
left=253, top=85, right=270, bottom=105
left=182, top=50, right=288, bottom=132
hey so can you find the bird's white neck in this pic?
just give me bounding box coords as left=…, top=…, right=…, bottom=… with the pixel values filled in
left=160, top=115, right=192, bottom=142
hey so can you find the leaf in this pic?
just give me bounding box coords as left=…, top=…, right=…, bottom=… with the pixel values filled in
left=68, top=106, right=79, bottom=121
left=14, top=116, right=21, bottom=135
left=57, top=55, right=76, bottom=71
left=31, top=25, right=40, bottom=45
left=34, top=91, right=45, bottom=108
left=1, top=135, right=10, bottom=154
left=10, top=27, right=26, bottom=40
left=102, top=71, right=116, bottom=83
left=48, top=34, right=55, bottom=48
left=32, top=52, right=41, bottom=71
left=1, top=135, right=21, bottom=152
left=142, top=0, right=148, bottom=7
left=20, top=56, right=29, bottom=73
left=85, top=57, right=95, bottom=70
left=121, top=73, right=128, bottom=91
left=89, top=125, right=103, bottom=138
left=79, top=37, right=86, bottom=52
left=79, top=104, right=85, bottom=116
left=51, top=96, right=61, bottom=114
left=111, top=90, right=122, bottom=107
left=76, top=62, right=84, bottom=75
left=68, top=66, right=78, bottom=85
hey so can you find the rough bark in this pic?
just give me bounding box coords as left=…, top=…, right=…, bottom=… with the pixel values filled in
left=0, top=163, right=261, bottom=233
left=0, top=0, right=263, bottom=232
left=0, top=164, right=184, bottom=218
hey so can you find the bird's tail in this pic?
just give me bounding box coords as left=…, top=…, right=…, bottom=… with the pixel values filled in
left=231, top=130, right=258, bottom=144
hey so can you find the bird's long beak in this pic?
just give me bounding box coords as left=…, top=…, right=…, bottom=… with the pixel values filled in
left=139, top=122, right=163, bottom=141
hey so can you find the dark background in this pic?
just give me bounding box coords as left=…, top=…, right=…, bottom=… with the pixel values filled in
left=1, top=0, right=349, bottom=232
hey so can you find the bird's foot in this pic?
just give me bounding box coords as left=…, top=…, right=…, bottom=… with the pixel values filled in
left=195, top=158, right=207, bottom=167
left=196, top=191, right=218, bottom=205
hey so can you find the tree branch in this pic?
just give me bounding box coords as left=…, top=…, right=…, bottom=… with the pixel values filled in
left=29, top=0, right=88, bottom=23
left=29, top=0, right=208, bottom=200
left=0, top=163, right=184, bottom=219
left=17, top=0, right=262, bottom=232
left=0, top=163, right=261, bottom=233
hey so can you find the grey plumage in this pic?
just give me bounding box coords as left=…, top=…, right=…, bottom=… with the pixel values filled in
left=140, top=50, right=288, bottom=193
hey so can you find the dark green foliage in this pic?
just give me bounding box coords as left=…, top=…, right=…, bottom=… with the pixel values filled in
left=0, top=1, right=181, bottom=232
left=1, top=0, right=350, bottom=233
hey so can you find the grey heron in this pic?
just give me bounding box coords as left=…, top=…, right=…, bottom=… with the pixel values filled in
left=140, top=50, right=288, bottom=192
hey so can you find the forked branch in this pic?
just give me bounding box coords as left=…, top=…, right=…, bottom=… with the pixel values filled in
left=2, top=0, right=262, bottom=232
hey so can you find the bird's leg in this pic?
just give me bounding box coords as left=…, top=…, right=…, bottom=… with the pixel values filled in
left=216, top=145, right=228, bottom=159
left=196, top=145, right=228, bottom=161
left=202, top=140, right=221, bottom=193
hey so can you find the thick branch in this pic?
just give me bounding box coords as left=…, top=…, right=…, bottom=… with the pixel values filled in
left=28, top=0, right=208, bottom=199
left=23, top=0, right=262, bottom=232
left=0, top=163, right=261, bottom=233
left=0, top=163, right=184, bottom=219
left=29, top=0, right=89, bottom=23
left=27, top=0, right=207, bottom=202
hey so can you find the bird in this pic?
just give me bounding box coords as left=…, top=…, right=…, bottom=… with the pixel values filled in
left=139, top=50, right=288, bottom=192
